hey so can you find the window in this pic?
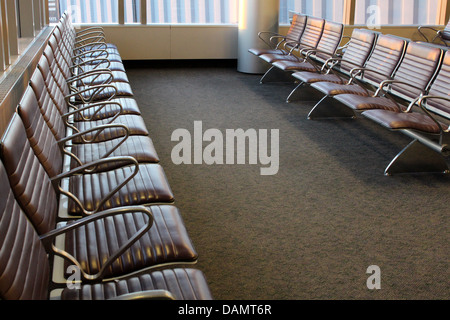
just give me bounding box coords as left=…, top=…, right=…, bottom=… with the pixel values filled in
left=146, top=0, right=238, bottom=24
left=279, top=0, right=345, bottom=24
left=57, top=0, right=119, bottom=24
left=354, top=0, right=441, bottom=26
left=50, top=0, right=239, bottom=25
left=125, top=0, right=140, bottom=23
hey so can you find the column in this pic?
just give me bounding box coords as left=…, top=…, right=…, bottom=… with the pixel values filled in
left=237, top=0, right=279, bottom=74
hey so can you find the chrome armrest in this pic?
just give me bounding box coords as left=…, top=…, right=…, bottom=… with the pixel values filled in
left=417, top=95, right=450, bottom=135
left=66, top=69, right=114, bottom=87
left=374, top=79, right=425, bottom=97
left=71, top=57, right=111, bottom=72
left=76, top=26, right=105, bottom=37
left=58, top=123, right=129, bottom=149
left=72, top=48, right=110, bottom=63
left=65, top=84, right=117, bottom=105
left=50, top=156, right=140, bottom=216
left=74, top=35, right=107, bottom=48
left=63, top=100, right=123, bottom=122
left=40, top=205, right=153, bottom=282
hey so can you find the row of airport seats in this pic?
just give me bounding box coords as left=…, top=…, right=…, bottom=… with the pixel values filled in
left=418, top=19, right=450, bottom=47
left=0, top=12, right=213, bottom=300
left=249, top=13, right=450, bottom=176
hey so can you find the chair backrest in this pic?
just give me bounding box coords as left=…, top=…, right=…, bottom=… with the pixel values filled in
left=298, top=16, right=325, bottom=50
left=340, top=29, right=378, bottom=73
left=390, top=41, right=442, bottom=100
left=285, top=14, right=307, bottom=43
left=0, top=113, right=59, bottom=235
left=425, top=50, right=450, bottom=118
left=313, top=20, right=344, bottom=60
left=29, top=56, right=67, bottom=142
left=17, top=86, right=64, bottom=178
left=361, top=34, right=407, bottom=83
left=0, top=160, right=51, bottom=300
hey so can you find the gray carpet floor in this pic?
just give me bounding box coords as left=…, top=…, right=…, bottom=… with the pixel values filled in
left=125, top=61, right=449, bottom=300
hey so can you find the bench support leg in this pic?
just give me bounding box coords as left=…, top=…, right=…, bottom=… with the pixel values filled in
left=307, top=95, right=356, bottom=119
left=286, top=82, right=325, bottom=103
left=259, top=66, right=295, bottom=84
left=385, top=139, right=450, bottom=175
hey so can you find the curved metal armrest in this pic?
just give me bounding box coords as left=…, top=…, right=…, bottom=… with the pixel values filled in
left=66, top=69, right=114, bottom=86
left=417, top=95, right=450, bottom=133
left=320, top=56, right=343, bottom=72
left=76, top=26, right=105, bottom=36
left=40, top=205, right=153, bottom=282
left=75, top=30, right=105, bottom=41
left=72, top=57, right=111, bottom=71
left=74, top=42, right=108, bottom=54
left=58, top=124, right=129, bottom=168
left=65, top=84, right=117, bottom=105
left=74, top=35, right=107, bottom=47
left=349, top=67, right=392, bottom=83
left=109, top=290, right=176, bottom=300
left=64, top=100, right=123, bottom=122
left=374, top=79, right=425, bottom=97
left=417, top=26, right=440, bottom=42
left=50, top=156, right=140, bottom=216
left=257, top=31, right=285, bottom=49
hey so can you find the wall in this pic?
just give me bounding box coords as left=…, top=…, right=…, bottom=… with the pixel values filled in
left=98, top=24, right=445, bottom=60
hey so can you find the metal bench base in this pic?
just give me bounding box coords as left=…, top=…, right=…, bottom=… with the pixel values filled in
left=385, top=139, right=450, bottom=176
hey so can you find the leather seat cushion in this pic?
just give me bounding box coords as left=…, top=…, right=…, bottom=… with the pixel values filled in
left=362, top=109, right=443, bottom=134
left=272, top=60, right=316, bottom=72
left=311, top=82, right=370, bottom=96
left=292, top=71, right=344, bottom=84
left=63, top=206, right=197, bottom=278
left=70, top=135, right=160, bottom=171
left=334, top=94, right=406, bottom=111
left=61, top=268, right=213, bottom=300
left=72, top=97, right=141, bottom=121
left=67, top=163, right=174, bottom=215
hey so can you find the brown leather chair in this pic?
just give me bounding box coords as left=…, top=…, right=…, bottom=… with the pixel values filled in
left=18, top=84, right=159, bottom=172
left=0, top=161, right=211, bottom=299
left=286, top=28, right=378, bottom=103
left=259, top=16, right=325, bottom=65
left=361, top=50, right=450, bottom=175
left=0, top=115, right=198, bottom=280
left=248, top=14, right=307, bottom=57
left=307, top=34, right=408, bottom=118
left=1, top=112, right=173, bottom=217
left=262, top=20, right=344, bottom=84
left=333, top=42, right=443, bottom=115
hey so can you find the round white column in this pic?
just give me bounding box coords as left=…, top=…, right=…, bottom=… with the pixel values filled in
left=237, top=0, right=280, bottom=74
